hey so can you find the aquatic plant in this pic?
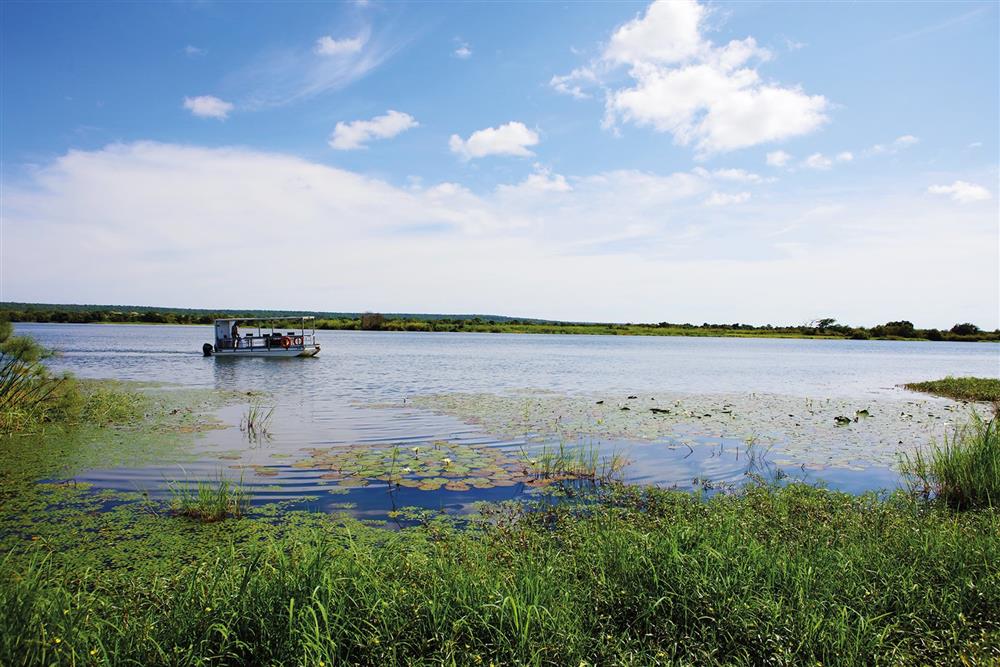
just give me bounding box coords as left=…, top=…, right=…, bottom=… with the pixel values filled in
left=168, top=474, right=251, bottom=522
left=904, top=376, right=1000, bottom=403
left=899, top=411, right=1000, bottom=509
left=240, top=401, right=274, bottom=441
left=517, top=440, right=628, bottom=485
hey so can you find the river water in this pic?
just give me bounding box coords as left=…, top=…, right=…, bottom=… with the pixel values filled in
left=14, top=323, right=1000, bottom=518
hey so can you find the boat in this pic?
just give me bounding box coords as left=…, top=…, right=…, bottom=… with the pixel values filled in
left=202, top=317, right=321, bottom=358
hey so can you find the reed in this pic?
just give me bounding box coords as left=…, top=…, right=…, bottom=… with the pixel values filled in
left=168, top=474, right=252, bottom=522
left=899, top=411, right=1000, bottom=509
left=519, top=440, right=627, bottom=484
left=240, top=401, right=274, bottom=441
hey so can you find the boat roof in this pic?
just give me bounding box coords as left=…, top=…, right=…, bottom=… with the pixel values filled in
left=214, top=316, right=315, bottom=323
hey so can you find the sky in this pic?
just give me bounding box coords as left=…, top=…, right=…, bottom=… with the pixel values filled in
left=1, top=0, right=998, bottom=328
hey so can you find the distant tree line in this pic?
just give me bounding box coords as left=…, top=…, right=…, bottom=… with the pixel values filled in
left=1, top=306, right=997, bottom=342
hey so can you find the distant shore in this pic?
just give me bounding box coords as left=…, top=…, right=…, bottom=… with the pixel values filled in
left=4, top=304, right=998, bottom=342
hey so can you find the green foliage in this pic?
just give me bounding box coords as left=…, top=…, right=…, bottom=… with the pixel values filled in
left=900, top=411, right=1000, bottom=509
left=169, top=475, right=252, bottom=522
left=1, top=482, right=997, bottom=666
left=904, top=377, right=1000, bottom=402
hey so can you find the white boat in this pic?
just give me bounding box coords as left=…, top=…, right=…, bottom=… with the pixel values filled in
left=202, top=317, right=321, bottom=358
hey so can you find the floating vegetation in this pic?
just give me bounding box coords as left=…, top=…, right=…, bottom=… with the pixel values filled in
left=403, top=391, right=992, bottom=470
left=296, top=441, right=543, bottom=491
left=904, top=376, right=1000, bottom=403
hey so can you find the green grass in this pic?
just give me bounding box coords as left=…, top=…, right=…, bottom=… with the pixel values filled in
left=1, top=482, right=997, bottom=666
left=168, top=474, right=252, bottom=522
left=904, top=376, right=1000, bottom=402
left=900, top=412, right=1000, bottom=509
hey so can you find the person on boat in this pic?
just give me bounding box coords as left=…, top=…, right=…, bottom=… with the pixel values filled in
left=231, top=321, right=240, bottom=349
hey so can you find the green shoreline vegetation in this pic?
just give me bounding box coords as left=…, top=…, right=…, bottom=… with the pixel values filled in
left=4, top=302, right=999, bottom=342
left=904, top=377, right=1000, bottom=403
left=1, top=327, right=999, bottom=664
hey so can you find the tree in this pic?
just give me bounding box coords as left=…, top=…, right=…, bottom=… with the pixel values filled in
left=950, top=323, right=980, bottom=336
left=360, top=312, right=384, bottom=330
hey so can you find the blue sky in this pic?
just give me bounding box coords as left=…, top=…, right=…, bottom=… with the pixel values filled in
left=2, top=1, right=997, bottom=327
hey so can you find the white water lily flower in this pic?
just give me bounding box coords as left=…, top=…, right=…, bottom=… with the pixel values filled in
left=442, top=457, right=452, bottom=465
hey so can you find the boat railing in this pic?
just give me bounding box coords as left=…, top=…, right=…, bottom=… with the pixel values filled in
left=219, top=332, right=316, bottom=350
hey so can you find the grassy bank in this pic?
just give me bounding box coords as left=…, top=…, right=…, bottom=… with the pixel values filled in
left=1, top=481, right=997, bottom=666
left=904, top=377, right=1000, bottom=403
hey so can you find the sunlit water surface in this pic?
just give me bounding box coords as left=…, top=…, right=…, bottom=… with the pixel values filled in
left=14, top=323, right=1000, bottom=518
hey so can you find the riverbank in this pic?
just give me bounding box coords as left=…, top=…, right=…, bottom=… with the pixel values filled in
left=1, top=383, right=998, bottom=665
left=5, top=304, right=999, bottom=342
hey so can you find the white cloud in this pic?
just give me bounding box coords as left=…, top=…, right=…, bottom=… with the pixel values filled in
left=604, top=0, right=706, bottom=65
left=3, top=142, right=997, bottom=327
left=550, top=67, right=597, bottom=100
left=449, top=122, right=540, bottom=160
left=836, top=151, right=853, bottom=162
left=182, top=95, right=234, bottom=119
left=329, top=110, right=418, bottom=150
left=703, top=167, right=765, bottom=183
left=766, top=150, right=792, bottom=167
left=314, top=35, right=365, bottom=56
left=868, top=134, right=920, bottom=156
left=554, top=0, right=829, bottom=155
left=229, top=26, right=398, bottom=109
left=928, top=181, right=992, bottom=204
left=705, top=191, right=751, bottom=206
left=184, top=45, right=206, bottom=57
left=454, top=42, right=472, bottom=59
left=968, top=141, right=983, bottom=149
left=803, top=153, right=832, bottom=170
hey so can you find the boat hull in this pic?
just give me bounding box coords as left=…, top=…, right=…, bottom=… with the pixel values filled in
left=212, top=346, right=320, bottom=358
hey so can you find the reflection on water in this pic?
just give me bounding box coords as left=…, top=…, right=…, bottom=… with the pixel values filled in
left=14, top=323, right=1000, bottom=517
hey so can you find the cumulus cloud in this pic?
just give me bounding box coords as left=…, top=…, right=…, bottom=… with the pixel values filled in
left=329, top=110, right=418, bottom=150
left=182, top=95, right=234, bottom=119
left=3, top=142, right=996, bottom=326
left=766, top=150, right=792, bottom=167
left=314, top=35, right=365, bottom=56
left=928, top=181, right=991, bottom=204
left=552, top=0, right=829, bottom=155
left=449, top=122, right=540, bottom=160
left=453, top=41, right=472, bottom=59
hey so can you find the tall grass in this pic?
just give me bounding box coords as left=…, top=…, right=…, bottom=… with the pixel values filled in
left=1, top=483, right=997, bottom=665
left=518, top=440, right=628, bottom=484
left=899, top=411, right=1000, bottom=509
left=168, top=474, right=252, bottom=522
left=904, top=376, right=1000, bottom=403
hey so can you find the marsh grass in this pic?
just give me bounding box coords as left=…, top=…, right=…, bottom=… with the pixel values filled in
left=168, top=474, right=251, bottom=522
left=904, top=376, right=1000, bottom=403
left=519, top=440, right=628, bottom=485
left=239, top=401, right=274, bottom=441
left=899, top=411, right=1000, bottom=509
left=1, top=482, right=998, bottom=666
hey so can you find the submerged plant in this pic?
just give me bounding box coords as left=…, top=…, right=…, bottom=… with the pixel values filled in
left=899, top=411, right=1000, bottom=509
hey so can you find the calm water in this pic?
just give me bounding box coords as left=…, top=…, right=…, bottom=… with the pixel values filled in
left=14, top=323, right=1000, bottom=517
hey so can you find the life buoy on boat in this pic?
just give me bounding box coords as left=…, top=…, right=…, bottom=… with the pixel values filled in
left=293, top=337, right=303, bottom=346
left=280, top=336, right=291, bottom=349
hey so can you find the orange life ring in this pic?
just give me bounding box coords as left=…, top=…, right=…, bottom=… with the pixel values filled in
left=280, top=336, right=291, bottom=349
left=293, top=336, right=303, bottom=346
